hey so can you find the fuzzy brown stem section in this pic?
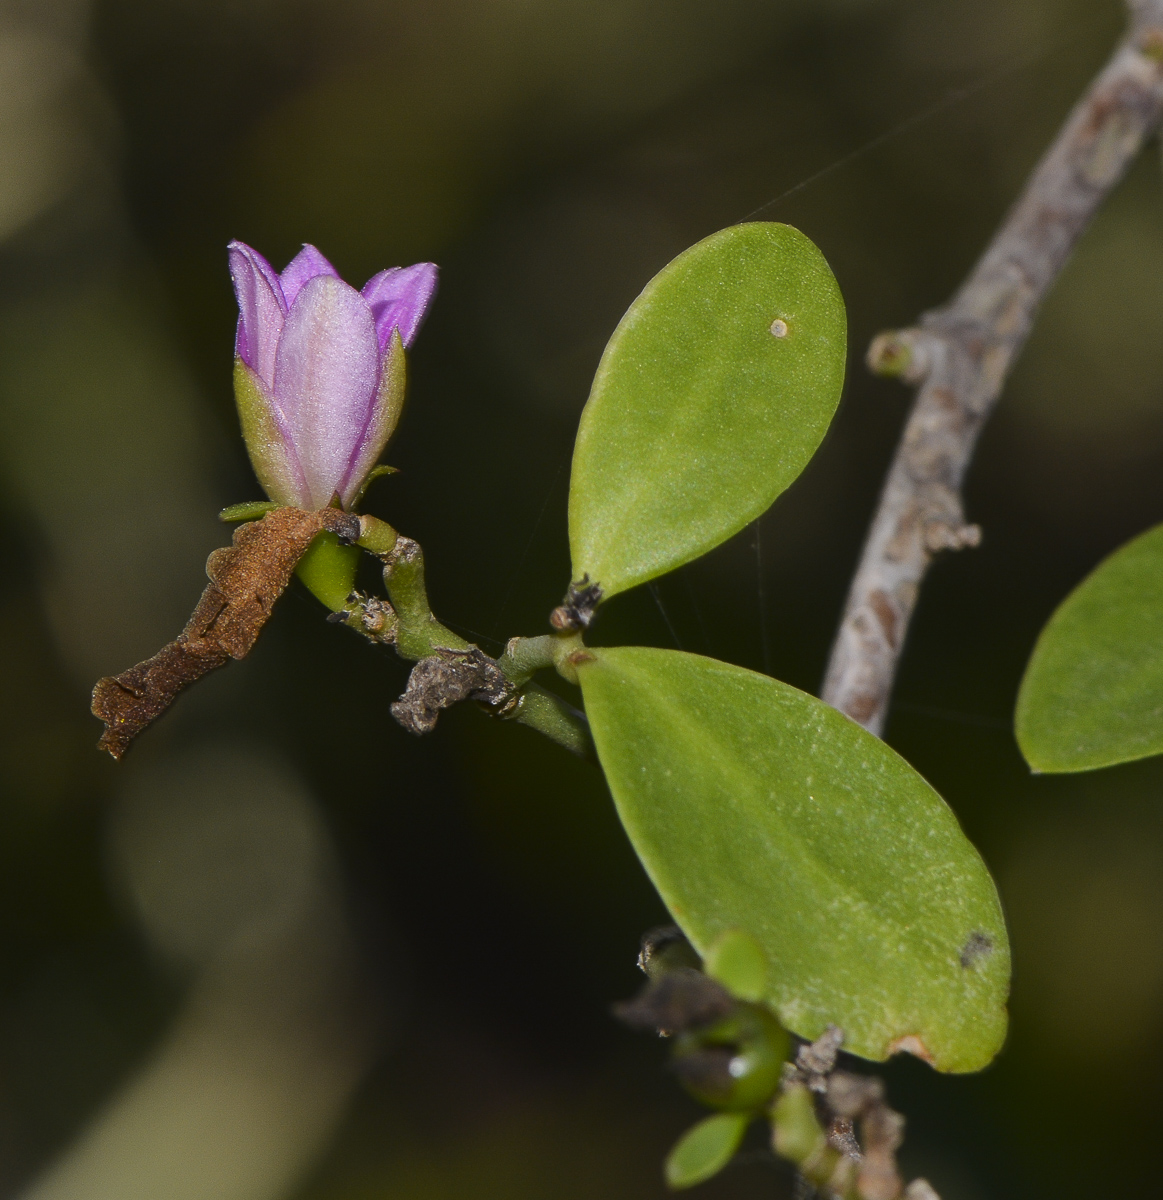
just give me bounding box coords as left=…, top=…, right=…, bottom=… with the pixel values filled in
left=92, top=506, right=359, bottom=758
left=823, top=1, right=1163, bottom=733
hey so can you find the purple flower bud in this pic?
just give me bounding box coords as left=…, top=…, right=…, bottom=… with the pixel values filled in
left=228, top=241, right=438, bottom=510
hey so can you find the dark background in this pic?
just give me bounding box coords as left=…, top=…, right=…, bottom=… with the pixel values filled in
left=0, top=0, right=1159, bottom=1197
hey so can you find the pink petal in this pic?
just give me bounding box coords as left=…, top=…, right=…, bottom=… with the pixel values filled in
left=361, top=262, right=438, bottom=350
left=338, top=331, right=406, bottom=507
left=279, top=244, right=340, bottom=308
left=228, top=241, right=286, bottom=390
left=273, top=275, right=380, bottom=510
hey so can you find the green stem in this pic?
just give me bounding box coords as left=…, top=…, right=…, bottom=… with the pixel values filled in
left=499, top=631, right=589, bottom=685
left=381, top=536, right=470, bottom=661
left=306, top=518, right=594, bottom=758
left=497, top=634, right=558, bottom=685
left=511, top=683, right=594, bottom=760
left=771, top=1084, right=846, bottom=1192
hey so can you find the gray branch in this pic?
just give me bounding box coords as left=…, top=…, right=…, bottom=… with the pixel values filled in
left=822, top=1, right=1163, bottom=734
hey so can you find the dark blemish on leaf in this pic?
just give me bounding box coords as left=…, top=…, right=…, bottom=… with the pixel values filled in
left=960, top=931, right=994, bottom=968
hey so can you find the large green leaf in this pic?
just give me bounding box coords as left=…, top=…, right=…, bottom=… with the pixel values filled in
left=577, top=646, right=1009, bottom=1071
left=568, top=222, right=846, bottom=600
left=1016, top=522, right=1163, bottom=772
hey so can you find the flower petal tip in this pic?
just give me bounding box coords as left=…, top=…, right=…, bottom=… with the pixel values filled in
left=228, top=242, right=287, bottom=386
left=280, top=243, right=341, bottom=308
left=362, top=262, right=439, bottom=349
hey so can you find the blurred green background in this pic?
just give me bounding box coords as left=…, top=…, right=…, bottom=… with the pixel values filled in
left=0, top=0, right=1160, bottom=1196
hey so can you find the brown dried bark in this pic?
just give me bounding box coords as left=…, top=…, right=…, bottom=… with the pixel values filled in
left=823, top=2, right=1163, bottom=734
left=92, top=506, right=359, bottom=758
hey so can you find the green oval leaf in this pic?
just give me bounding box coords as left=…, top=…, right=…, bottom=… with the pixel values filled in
left=568, top=222, right=846, bottom=600
left=1016, top=522, right=1163, bottom=772
left=664, top=1112, right=750, bottom=1190
left=577, top=647, right=1009, bottom=1072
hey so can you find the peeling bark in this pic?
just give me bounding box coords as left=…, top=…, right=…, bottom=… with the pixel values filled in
left=92, top=506, right=359, bottom=758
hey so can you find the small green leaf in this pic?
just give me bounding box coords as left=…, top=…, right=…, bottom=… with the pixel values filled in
left=1016, top=522, right=1163, bottom=772
left=704, top=929, right=767, bottom=1002
left=219, top=500, right=282, bottom=523
left=664, top=1112, right=750, bottom=1190
left=295, top=531, right=360, bottom=613
left=568, top=222, right=846, bottom=600
left=577, top=647, right=1009, bottom=1072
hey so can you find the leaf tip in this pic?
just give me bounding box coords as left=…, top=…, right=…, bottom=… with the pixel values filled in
left=664, top=1112, right=750, bottom=1190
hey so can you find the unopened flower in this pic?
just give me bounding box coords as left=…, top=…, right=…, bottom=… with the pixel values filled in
left=229, top=241, right=437, bottom=510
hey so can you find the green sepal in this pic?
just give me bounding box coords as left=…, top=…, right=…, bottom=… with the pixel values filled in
left=664, top=1112, right=750, bottom=1190
left=1016, top=521, right=1163, bottom=772
left=219, top=500, right=283, bottom=523
left=347, top=464, right=399, bottom=511
left=295, top=531, right=360, bottom=613
left=233, top=358, right=303, bottom=507
left=343, top=329, right=407, bottom=509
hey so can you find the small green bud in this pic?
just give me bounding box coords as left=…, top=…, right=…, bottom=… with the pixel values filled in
left=357, top=513, right=399, bottom=556
left=866, top=331, right=914, bottom=378
left=639, top=926, right=702, bottom=981
left=295, top=532, right=360, bottom=613
left=704, top=928, right=767, bottom=1002
left=671, top=1002, right=789, bottom=1112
